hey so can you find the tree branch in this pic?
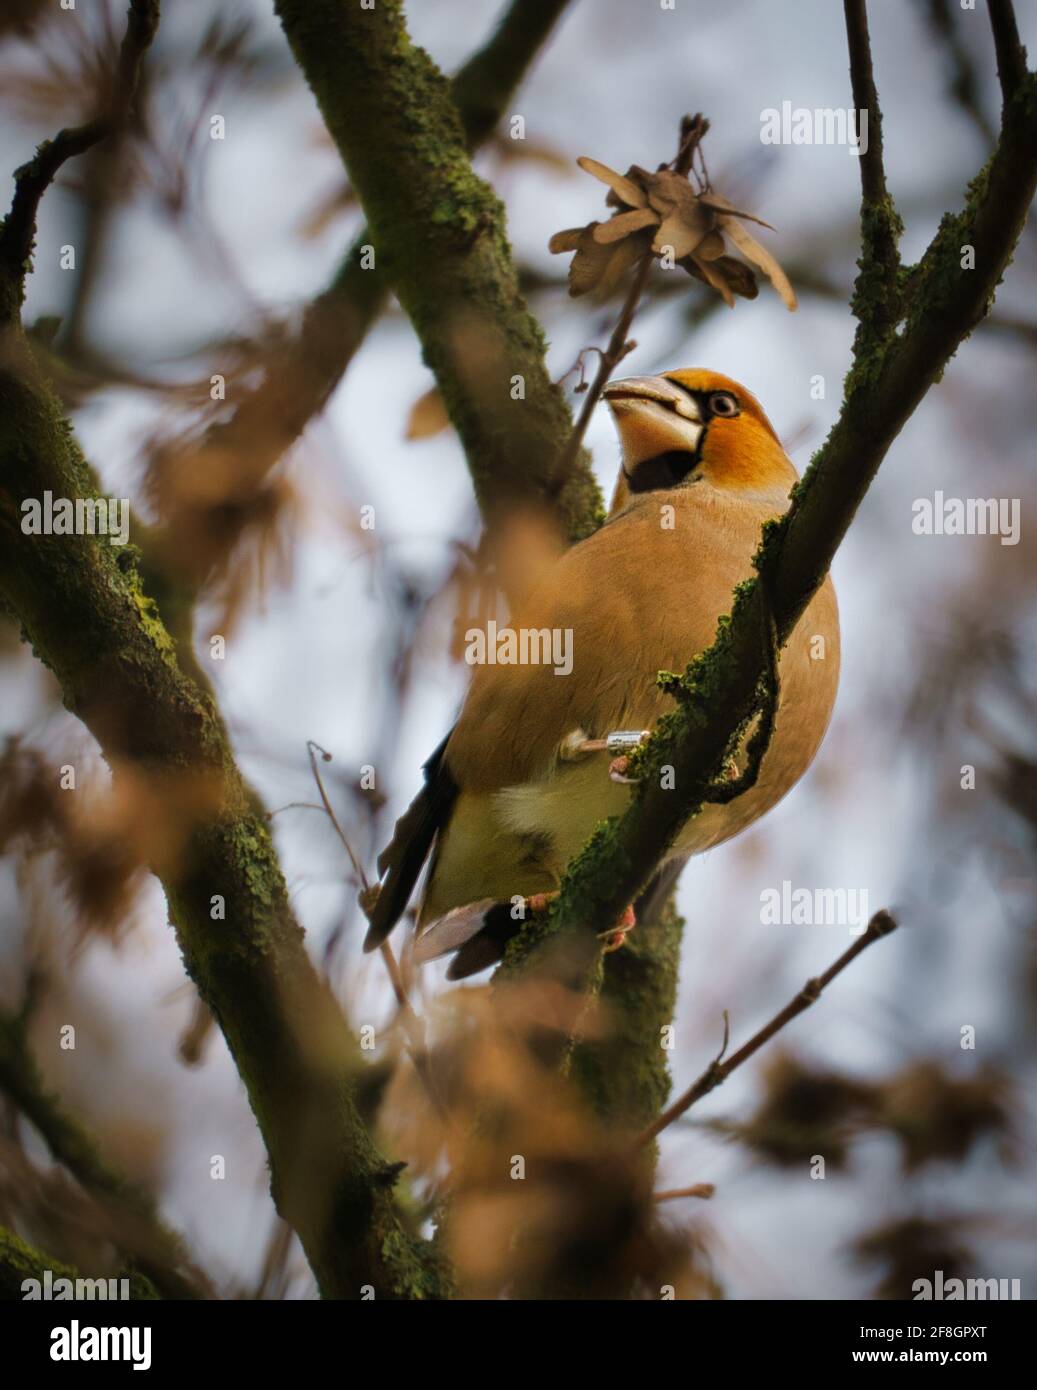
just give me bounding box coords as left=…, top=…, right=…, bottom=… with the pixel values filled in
left=274, top=0, right=601, bottom=550
left=0, top=1003, right=207, bottom=1299
left=0, top=340, right=452, bottom=1297
left=636, top=911, right=898, bottom=1147
left=567, top=873, right=684, bottom=1127
left=150, top=0, right=581, bottom=594
left=987, top=0, right=1027, bottom=105
left=0, top=0, right=160, bottom=322
left=843, top=0, right=903, bottom=341
left=0, top=1225, right=158, bottom=1301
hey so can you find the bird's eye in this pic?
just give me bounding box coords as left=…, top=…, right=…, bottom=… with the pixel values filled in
left=708, top=391, right=739, bottom=418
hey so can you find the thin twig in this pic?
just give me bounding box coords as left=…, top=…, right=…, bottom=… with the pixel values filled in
left=0, top=0, right=160, bottom=296
left=550, top=248, right=653, bottom=490
left=305, top=741, right=410, bottom=1014
left=986, top=0, right=1027, bottom=105
left=843, top=0, right=901, bottom=336
left=307, top=740, right=369, bottom=889
left=306, top=743, right=450, bottom=1119
left=844, top=0, right=890, bottom=208
left=635, top=911, right=898, bottom=1148
left=653, top=1183, right=715, bottom=1203
left=672, top=112, right=710, bottom=180
left=304, top=743, right=419, bottom=1026
left=267, top=800, right=327, bottom=819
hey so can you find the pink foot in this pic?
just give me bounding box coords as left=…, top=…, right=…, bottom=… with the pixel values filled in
left=601, top=904, right=636, bottom=952
left=609, top=755, right=638, bottom=785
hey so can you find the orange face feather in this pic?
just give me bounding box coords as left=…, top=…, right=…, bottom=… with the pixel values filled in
left=605, top=369, right=796, bottom=511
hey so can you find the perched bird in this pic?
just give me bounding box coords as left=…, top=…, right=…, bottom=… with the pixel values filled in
left=364, top=369, right=839, bottom=976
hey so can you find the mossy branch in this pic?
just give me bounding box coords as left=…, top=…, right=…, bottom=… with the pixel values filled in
left=0, top=341, right=451, bottom=1298
left=274, top=0, right=602, bottom=547
left=0, top=1004, right=207, bottom=1299
left=0, top=0, right=160, bottom=324
left=148, top=0, right=580, bottom=597
left=0, top=1226, right=159, bottom=1302
left=843, top=0, right=903, bottom=345
left=503, top=12, right=1037, bottom=979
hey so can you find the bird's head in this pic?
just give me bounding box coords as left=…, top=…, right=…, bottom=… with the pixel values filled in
left=603, top=368, right=796, bottom=511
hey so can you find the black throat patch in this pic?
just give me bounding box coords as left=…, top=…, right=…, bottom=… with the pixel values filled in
left=624, top=448, right=701, bottom=493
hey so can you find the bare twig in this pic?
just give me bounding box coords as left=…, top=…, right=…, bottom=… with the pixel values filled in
left=843, top=0, right=902, bottom=336
left=987, top=0, right=1027, bottom=105
left=550, top=248, right=653, bottom=491
left=307, top=741, right=368, bottom=890
left=844, top=0, right=890, bottom=208
left=635, top=911, right=898, bottom=1148
left=0, top=0, right=160, bottom=310
left=653, top=1183, right=715, bottom=1203
left=0, top=1001, right=210, bottom=1299
left=306, top=743, right=449, bottom=1119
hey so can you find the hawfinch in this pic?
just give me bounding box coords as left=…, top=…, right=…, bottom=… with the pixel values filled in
left=365, top=369, right=839, bottom=975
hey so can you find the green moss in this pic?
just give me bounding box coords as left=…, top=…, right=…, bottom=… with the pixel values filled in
left=568, top=893, right=684, bottom=1127
left=0, top=1227, right=159, bottom=1301
left=129, top=582, right=178, bottom=663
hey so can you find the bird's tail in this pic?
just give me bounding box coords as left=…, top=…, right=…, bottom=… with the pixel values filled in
left=411, top=898, right=525, bottom=979
left=362, top=731, right=458, bottom=951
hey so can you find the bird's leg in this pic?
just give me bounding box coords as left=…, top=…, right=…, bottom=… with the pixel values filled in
left=599, top=903, right=637, bottom=952
left=607, top=754, right=636, bottom=785
left=524, top=892, right=635, bottom=950
left=559, top=728, right=650, bottom=784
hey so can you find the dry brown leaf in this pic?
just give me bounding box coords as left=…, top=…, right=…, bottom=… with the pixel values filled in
left=700, top=191, right=775, bottom=229
left=688, top=253, right=735, bottom=307
left=592, top=208, right=657, bottom=244
left=720, top=216, right=797, bottom=310
left=652, top=208, right=709, bottom=260
left=695, top=228, right=726, bottom=261
left=576, top=156, right=646, bottom=208
left=553, top=149, right=793, bottom=308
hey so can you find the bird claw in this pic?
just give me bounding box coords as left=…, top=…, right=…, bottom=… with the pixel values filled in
left=600, top=904, right=636, bottom=952
left=609, top=754, right=638, bottom=784
left=560, top=729, right=650, bottom=773
left=607, top=731, right=650, bottom=782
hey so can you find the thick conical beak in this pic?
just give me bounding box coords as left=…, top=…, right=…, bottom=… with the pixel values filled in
left=603, top=375, right=703, bottom=469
